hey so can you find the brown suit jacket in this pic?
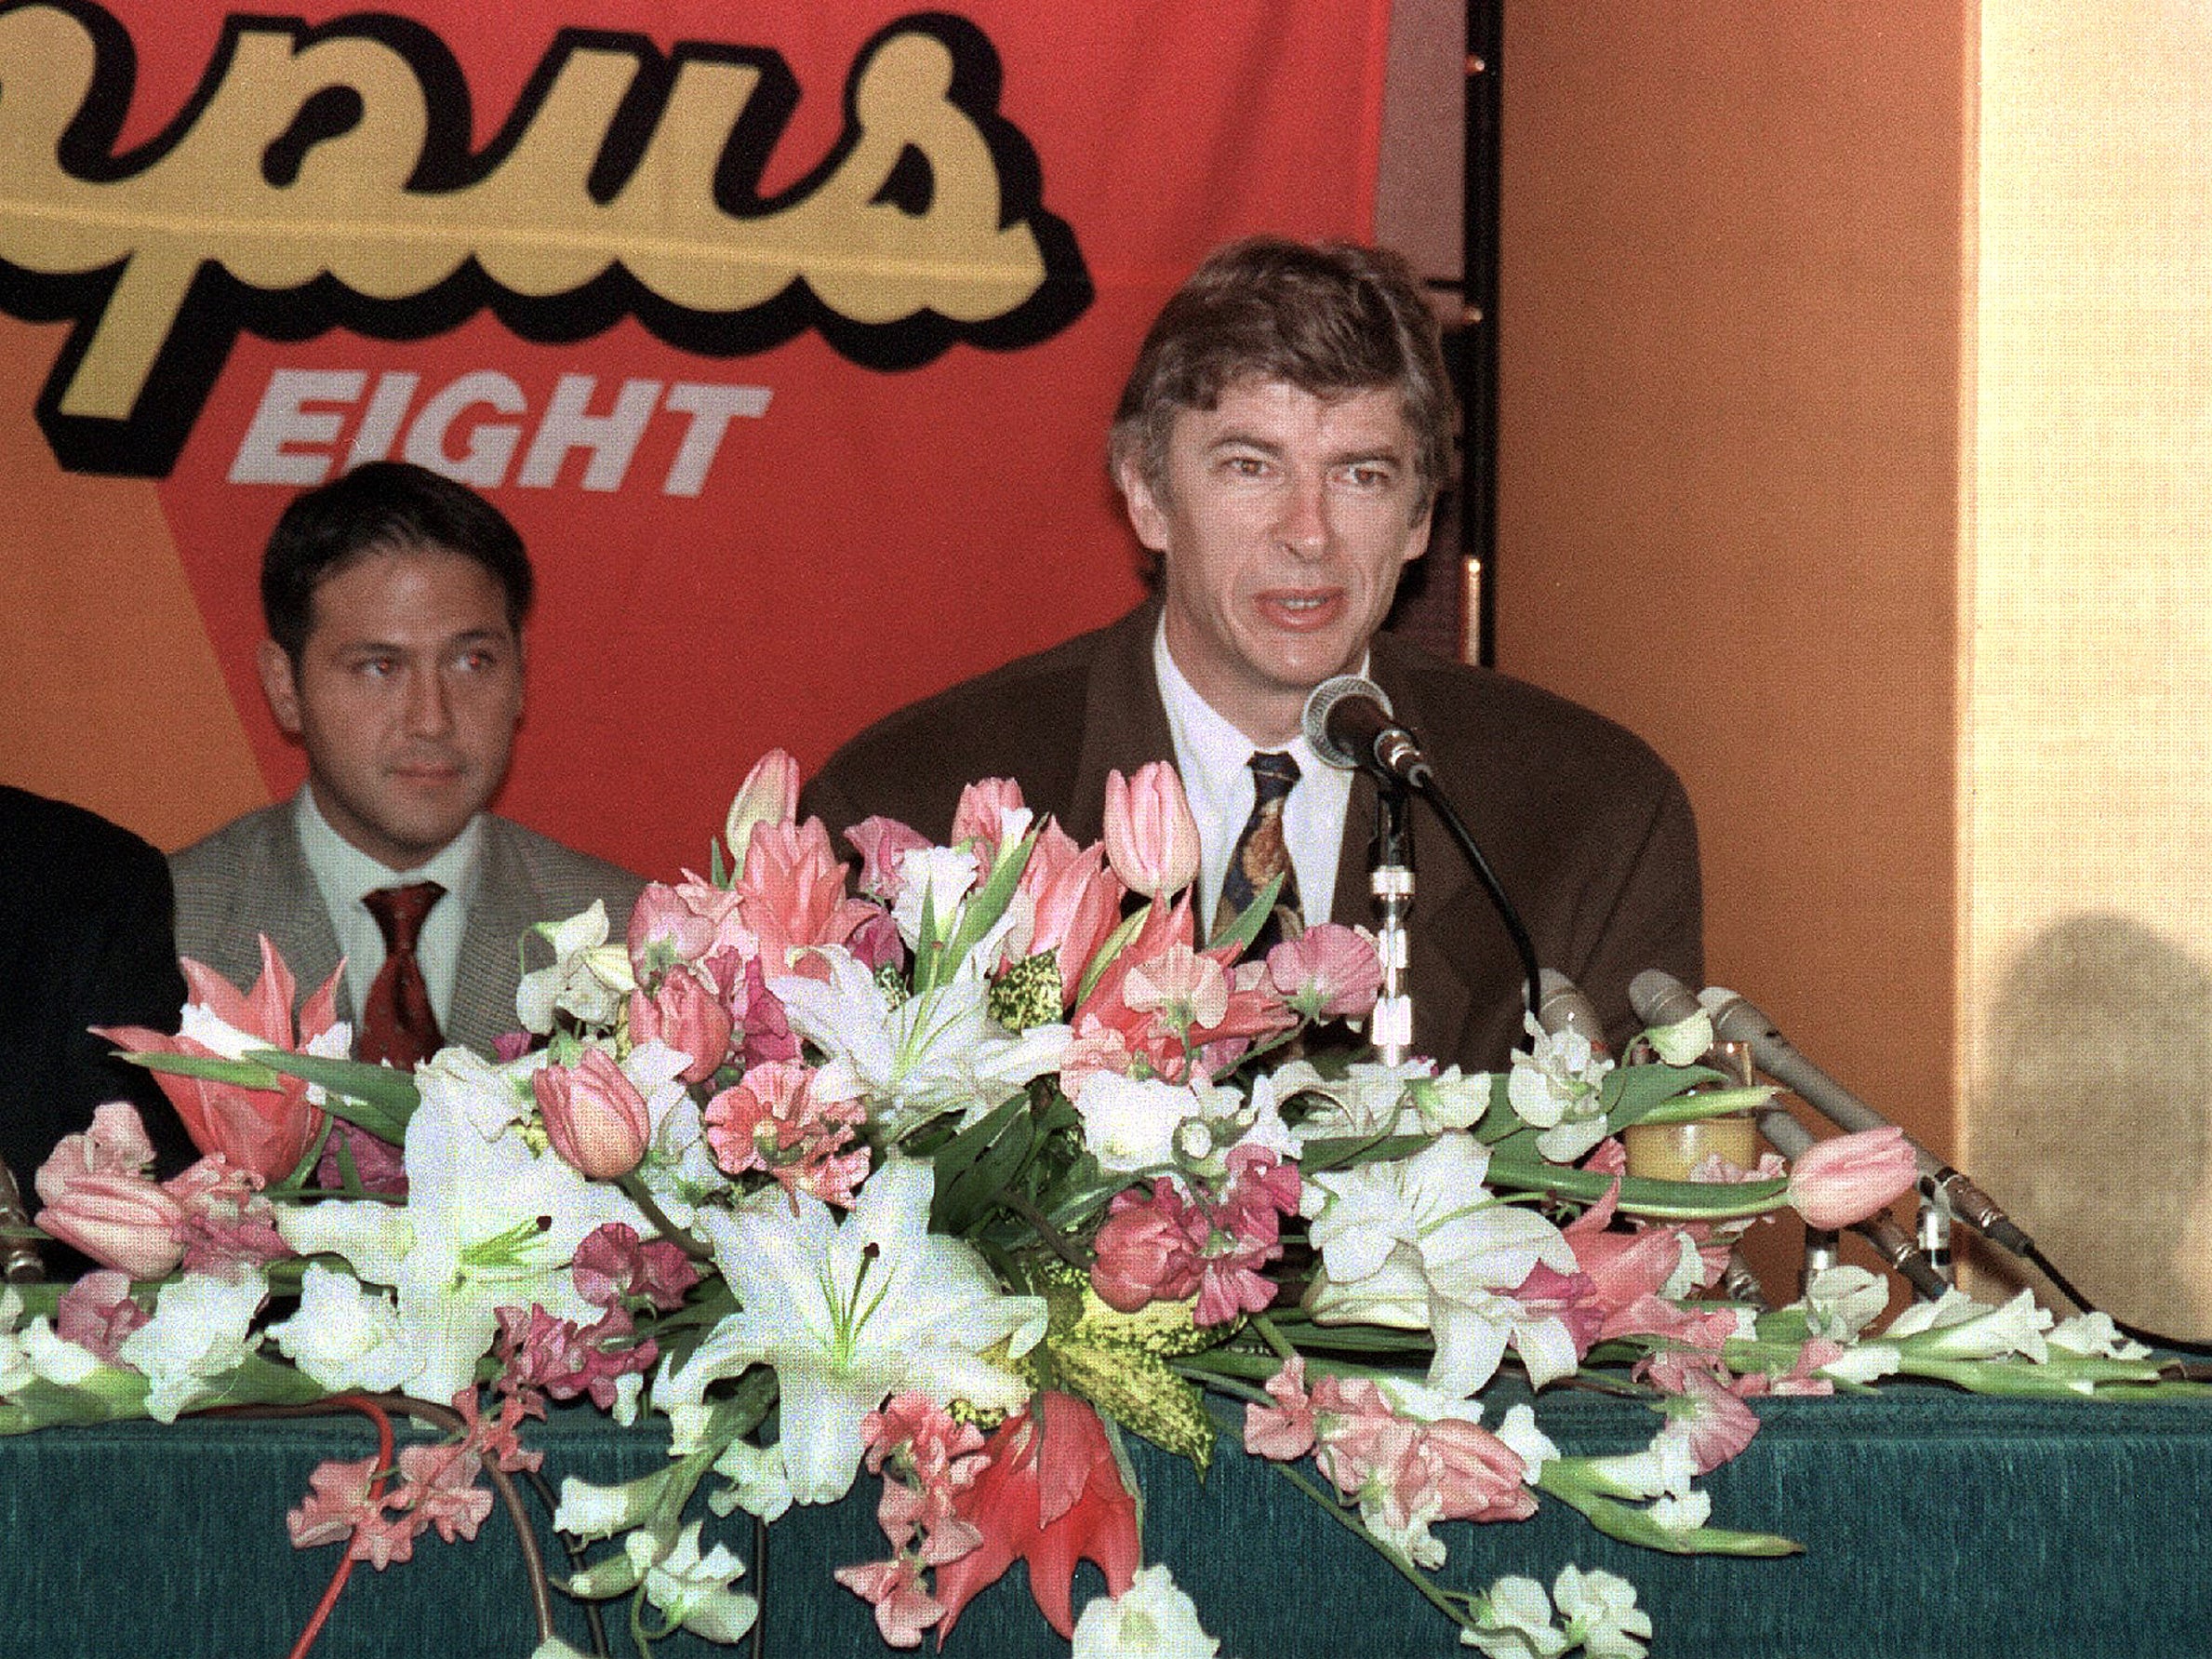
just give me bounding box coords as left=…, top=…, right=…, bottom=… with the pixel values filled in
left=170, top=804, right=646, bottom=1059
left=802, top=604, right=1702, bottom=1070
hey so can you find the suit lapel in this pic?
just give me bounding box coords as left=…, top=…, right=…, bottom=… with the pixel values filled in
left=1069, top=602, right=1176, bottom=844
left=450, top=818, right=533, bottom=1056
left=255, top=809, right=349, bottom=1023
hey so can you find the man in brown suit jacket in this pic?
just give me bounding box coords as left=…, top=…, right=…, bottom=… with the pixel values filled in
left=805, top=239, right=1699, bottom=1067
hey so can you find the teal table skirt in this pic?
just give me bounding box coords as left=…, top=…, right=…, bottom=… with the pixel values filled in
left=6, top=1384, right=2207, bottom=1657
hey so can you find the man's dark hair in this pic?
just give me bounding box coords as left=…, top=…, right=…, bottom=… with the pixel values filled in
left=1109, top=237, right=1456, bottom=522
left=261, top=462, right=534, bottom=660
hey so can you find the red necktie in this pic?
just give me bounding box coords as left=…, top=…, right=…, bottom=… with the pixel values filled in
left=358, top=881, right=446, bottom=1070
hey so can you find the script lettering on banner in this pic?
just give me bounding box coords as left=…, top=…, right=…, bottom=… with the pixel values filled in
left=0, top=0, right=1089, bottom=476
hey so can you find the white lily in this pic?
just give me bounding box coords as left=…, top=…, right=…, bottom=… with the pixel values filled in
left=118, top=1268, right=269, bottom=1422
left=656, top=1157, right=1045, bottom=1505
left=1302, top=1134, right=1579, bottom=1396
left=276, top=1079, right=646, bottom=1402
left=268, top=1262, right=420, bottom=1394
left=515, top=902, right=636, bottom=1034
left=772, top=948, right=1069, bottom=1136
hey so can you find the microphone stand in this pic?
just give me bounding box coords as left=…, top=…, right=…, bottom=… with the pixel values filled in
left=1369, top=782, right=1416, bottom=1065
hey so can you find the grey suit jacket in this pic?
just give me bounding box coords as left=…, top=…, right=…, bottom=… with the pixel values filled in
left=802, top=603, right=1702, bottom=1069
left=170, top=804, right=647, bottom=1058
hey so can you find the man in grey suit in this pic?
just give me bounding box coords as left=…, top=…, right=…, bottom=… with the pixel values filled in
left=172, top=462, right=645, bottom=1061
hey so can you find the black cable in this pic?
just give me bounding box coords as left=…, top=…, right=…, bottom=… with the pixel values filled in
left=1409, top=772, right=1541, bottom=1021
left=2024, top=1241, right=2212, bottom=1359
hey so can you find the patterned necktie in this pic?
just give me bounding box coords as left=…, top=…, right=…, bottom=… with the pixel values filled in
left=358, top=881, right=446, bottom=1070
left=1219, top=751, right=1303, bottom=956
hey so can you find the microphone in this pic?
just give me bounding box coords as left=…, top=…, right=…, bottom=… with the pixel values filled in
left=0, top=1162, right=45, bottom=1283
left=1537, top=969, right=1607, bottom=1049
left=1627, top=968, right=1704, bottom=1034
left=1303, top=676, right=1433, bottom=789
left=1697, top=983, right=2033, bottom=1258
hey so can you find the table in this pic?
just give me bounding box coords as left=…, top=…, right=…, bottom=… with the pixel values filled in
left=6, top=1383, right=2206, bottom=1657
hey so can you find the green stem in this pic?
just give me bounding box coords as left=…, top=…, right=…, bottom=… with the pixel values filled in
left=622, top=1179, right=713, bottom=1264
left=998, top=1188, right=1090, bottom=1272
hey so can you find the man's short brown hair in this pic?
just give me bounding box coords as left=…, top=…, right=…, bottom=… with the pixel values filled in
left=1109, top=237, right=1455, bottom=523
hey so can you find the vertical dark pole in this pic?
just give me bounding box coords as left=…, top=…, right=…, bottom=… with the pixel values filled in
left=1460, top=1, right=1501, bottom=667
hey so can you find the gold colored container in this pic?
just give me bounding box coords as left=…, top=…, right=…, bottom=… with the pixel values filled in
left=1621, top=1114, right=1762, bottom=1183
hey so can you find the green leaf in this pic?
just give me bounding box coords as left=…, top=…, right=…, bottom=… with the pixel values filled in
left=126, top=1050, right=284, bottom=1089
left=1570, top=1492, right=1802, bottom=1558
left=246, top=1049, right=420, bottom=1142
left=939, top=1112, right=1039, bottom=1236
left=1203, top=872, right=1282, bottom=956
left=1485, top=1148, right=1789, bottom=1219
left=1601, top=1062, right=1724, bottom=1131
left=926, top=1093, right=1031, bottom=1217
left=1610, top=1082, right=1775, bottom=1132
left=932, top=829, right=1039, bottom=983
left=1295, top=1131, right=1435, bottom=1172
left=1073, top=906, right=1152, bottom=1008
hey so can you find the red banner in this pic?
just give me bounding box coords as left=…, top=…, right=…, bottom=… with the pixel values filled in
left=0, top=0, right=1391, bottom=879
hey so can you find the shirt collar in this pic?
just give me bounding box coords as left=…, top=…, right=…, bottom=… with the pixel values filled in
left=293, top=786, right=485, bottom=908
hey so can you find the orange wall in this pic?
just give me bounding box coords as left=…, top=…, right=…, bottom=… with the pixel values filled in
left=1496, top=5, right=1968, bottom=1160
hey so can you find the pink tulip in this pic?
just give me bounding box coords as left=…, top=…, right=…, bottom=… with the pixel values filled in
left=1017, top=824, right=1124, bottom=1001
left=35, top=1101, right=158, bottom=1197
left=1787, top=1125, right=1917, bottom=1230
left=843, top=816, right=931, bottom=902
left=1101, top=762, right=1201, bottom=899
left=950, top=777, right=1028, bottom=862
left=97, top=937, right=340, bottom=1183
left=724, top=749, right=800, bottom=876
left=736, top=818, right=879, bottom=969
left=629, top=968, right=734, bottom=1084
left=532, top=1048, right=651, bottom=1180
left=35, top=1170, right=187, bottom=1279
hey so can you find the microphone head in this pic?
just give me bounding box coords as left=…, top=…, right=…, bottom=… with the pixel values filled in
left=1628, top=969, right=1704, bottom=1031
left=1537, top=968, right=1606, bottom=1045
left=1302, top=675, right=1392, bottom=771
left=1699, top=985, right=1782, bottom=1047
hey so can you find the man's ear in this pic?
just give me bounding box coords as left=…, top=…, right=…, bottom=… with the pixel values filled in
left=1119, top=460, right=1171, bottom=555
left=1399, top=502, right=1435, bottom=569
left=257, top=639, right=303, bottom=736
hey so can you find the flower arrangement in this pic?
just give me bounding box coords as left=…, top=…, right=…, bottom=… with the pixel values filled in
left=3, top=756, right=2196, bottom=1658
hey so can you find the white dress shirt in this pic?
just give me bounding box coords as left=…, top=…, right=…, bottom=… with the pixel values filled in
left=1153, top=620, right=1355, bottom=940
left=293, top=788, right=484, bottom=1025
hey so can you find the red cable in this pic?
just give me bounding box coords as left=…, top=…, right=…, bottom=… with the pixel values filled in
left=283, top=1394, right=396, bottom=1659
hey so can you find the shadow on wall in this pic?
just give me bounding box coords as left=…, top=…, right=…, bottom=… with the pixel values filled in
left=1969, top=912, right=2212, bottom=1341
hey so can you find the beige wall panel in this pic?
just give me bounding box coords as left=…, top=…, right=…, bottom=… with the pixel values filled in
left=1969, top=3, right=2212, bottom=1334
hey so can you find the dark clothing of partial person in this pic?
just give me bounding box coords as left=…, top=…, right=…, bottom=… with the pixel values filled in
left=803, top=603, right=1702, bottom=1069
left=170, top=806, right=646, bottom=1060
left=0, top=785, right=197, bottom=1204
